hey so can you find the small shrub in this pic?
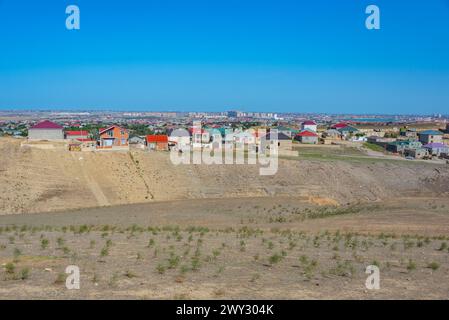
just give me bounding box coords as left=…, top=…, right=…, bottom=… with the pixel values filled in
left=100, top=246, right=109, bottom=257
left=427, top=262, right=440, bottom=271
left=124, top=270, right=137, bottom=278
left=407, top=259, right=416, bottom=272
left=5, top=262, right=15, bottom=274
left=57, top=237, right=65, bottom=247
left=20, top=268, right=30, bottom=280
left=156, top=264, right=166, bottom=274
left=13, top=248, right=22, bottom=262
left=269, top=253, right=283, bottom=265
left=168, top=254, right=180, bottom=269
left=41, top=238, right=49, bottom=250
left=191, top=257, right=201, bottom=271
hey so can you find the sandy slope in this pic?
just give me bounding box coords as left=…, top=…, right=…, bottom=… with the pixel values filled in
left=1, top=137, right=448, bottom=214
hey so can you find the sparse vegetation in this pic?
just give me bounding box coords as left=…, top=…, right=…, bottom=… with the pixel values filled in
left=40, top=238, right=49, bottom=250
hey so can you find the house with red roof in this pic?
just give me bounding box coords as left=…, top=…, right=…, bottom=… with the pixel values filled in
left=295, top=130, right=319, bottom=144
left=146, top=135, right=169, bottom=151
left=331, top=122, right=348, bottom=130
left=28, top=120, right=64, bottom=140
left=98, top=125, right=129, bottom=149
left=65, top=130, right=89, bottom=141
left=301, top=120, right=317, bottom=132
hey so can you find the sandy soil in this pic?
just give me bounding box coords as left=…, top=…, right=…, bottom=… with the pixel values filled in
left=1, top=137, right=449, bottom=215
left=1, top=197, right=449, bottom=299
left=1, top=137, right=449, bottom=299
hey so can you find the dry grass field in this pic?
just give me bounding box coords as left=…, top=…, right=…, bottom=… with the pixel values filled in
left=1, top=137, right=449, bottom=299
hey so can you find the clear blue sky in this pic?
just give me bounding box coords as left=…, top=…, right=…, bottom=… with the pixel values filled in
left=1, top=0, right=449, bottom=114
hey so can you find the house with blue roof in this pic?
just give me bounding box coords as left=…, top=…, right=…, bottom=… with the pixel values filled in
left=418, top=130, right=443, bottom=145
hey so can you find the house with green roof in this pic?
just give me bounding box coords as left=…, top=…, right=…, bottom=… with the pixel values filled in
left=337, top=126, right=359, bottom=139
left=275, top=126, right=295, bottom=138
left=386, top=140, right=422, bottom=154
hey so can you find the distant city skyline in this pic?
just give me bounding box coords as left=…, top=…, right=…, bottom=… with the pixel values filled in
left=1, top=0, right=449, bottom=114
left=1, top=108, right=447, bottom=118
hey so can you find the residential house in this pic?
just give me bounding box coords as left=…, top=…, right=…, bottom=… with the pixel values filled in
left=129, top=136, right=146, bottom=150
left=252, top=129, right=266, bottom=146
left=399, top=127, right=418, bottom=139
left=323, top=129, right=341, bottom=139
left=386, top=140, right=422, bottom=154
left=168, top=128, right=191, bottom=151
left=206, top=128, right=224, bottom=149
left=331, top=122, right=348, bottom=130
left=274, top=126, right=295, bottom=138
left=338, top=126, right=359, bottom=139
left=129, top=136, right=146, bottom=145
left=189, top=126, right=209, bottom=149
left=234, top=131, right=256, bottom=145
left=404, top=148, right=428, bottom=159
left=422, top=143, right=449, bottom=156
left=295, top=130, right=319, bottom=144
left=301, top=121, right=317, bottom=132
left=261, top=132, right=292, bottom=152
left=146, top=135, right=169, bottom=151
left=28, top=120, right=64, bottom=140
left=98, top=125, right=129, bottom=149
left=358, top=128, right=385, bottom=137
left=418, top=130, right=443, bottom=144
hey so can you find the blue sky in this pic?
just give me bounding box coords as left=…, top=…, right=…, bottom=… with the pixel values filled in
left=1, top=0, right=449, bottom=114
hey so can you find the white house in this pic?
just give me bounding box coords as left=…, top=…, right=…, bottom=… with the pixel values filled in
left=301, top=120, right=317, bottom=132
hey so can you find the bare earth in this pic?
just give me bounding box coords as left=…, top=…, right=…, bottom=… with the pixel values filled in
left=1, top=137, right=449, bottom=299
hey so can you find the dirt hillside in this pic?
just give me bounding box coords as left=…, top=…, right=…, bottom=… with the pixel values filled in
left=1, top=137, right=448, bottom=214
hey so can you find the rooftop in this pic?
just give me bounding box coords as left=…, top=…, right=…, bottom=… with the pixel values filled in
left=146, top=135, right=169, bottom=143
left=302, top=120, right=317, bottom=126
left=30, top=120, right=63, bottom=130
left=296, top=130, right=318, bottom=137
left=420, top=130, right=443, bottom=135
left=423, top=143, right=448, bottom=148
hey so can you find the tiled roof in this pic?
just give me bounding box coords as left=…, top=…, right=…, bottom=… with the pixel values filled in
left=420, top=130, right=443, bottom=135
left=30, top=120, right=63, bottom=129
left=296, top=130, right=318, bottom=137
left=99, top=125, right=127, bottom=135
left=331, top=122, right=348, bottom=129
left=302, top=120, right=317, bottom=125
left=423, top=143, right=448, bottom=148
left=146, top=135, right=168, bottom=143
left=264, top=132, right=291, bottom=140
left=338, top=126, right=358, bottom=133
